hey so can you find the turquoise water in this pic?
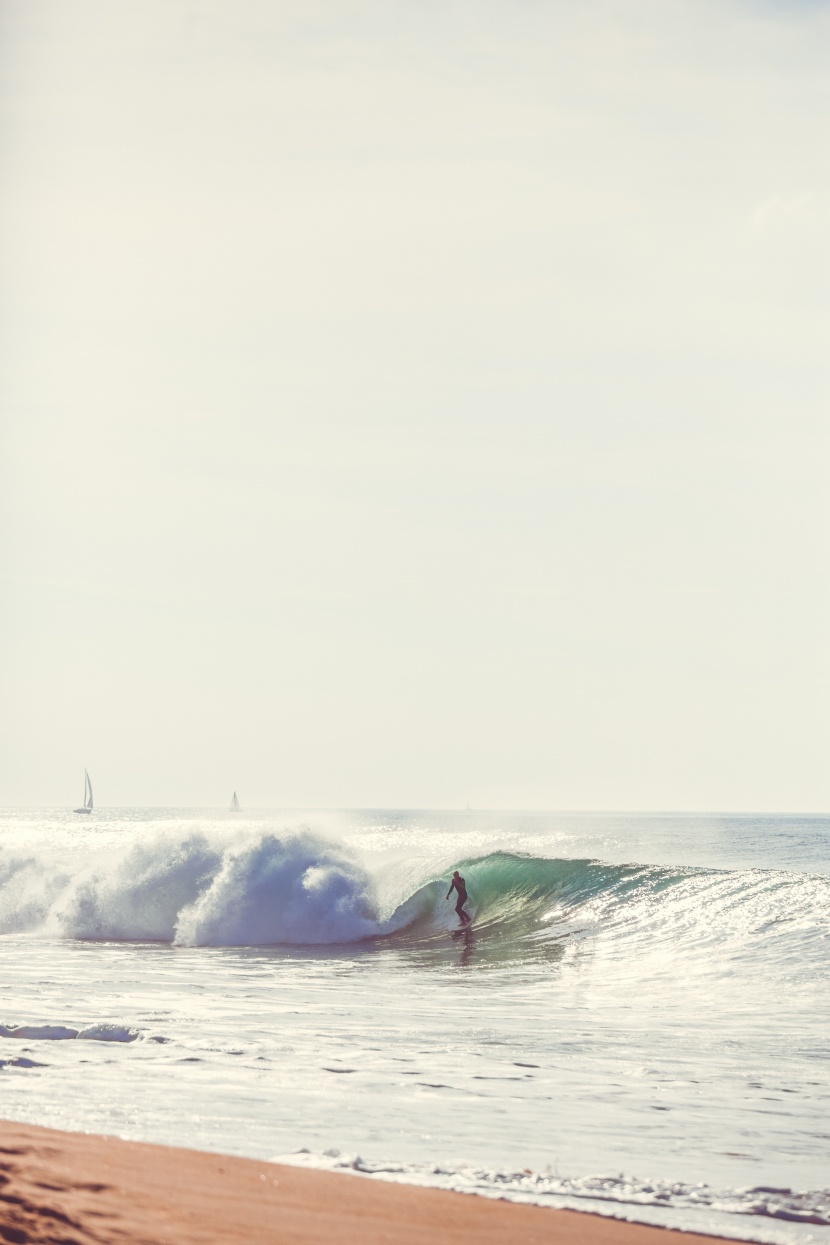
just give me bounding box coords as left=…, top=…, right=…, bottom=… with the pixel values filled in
left=0, top=808, right=828, bottom=1242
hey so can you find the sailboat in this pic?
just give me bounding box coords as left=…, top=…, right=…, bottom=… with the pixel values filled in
left=73, top=769, right=93, bottom=814
left=229, top=791, right=240, bottom=812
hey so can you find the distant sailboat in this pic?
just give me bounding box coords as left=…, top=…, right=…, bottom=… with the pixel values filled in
left=74, top=769, right=93, bottom=814
left=229, top=791, right=240, bottom=811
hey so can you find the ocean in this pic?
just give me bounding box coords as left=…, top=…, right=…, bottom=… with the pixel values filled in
left=1, top=808, right=828, bottom=1243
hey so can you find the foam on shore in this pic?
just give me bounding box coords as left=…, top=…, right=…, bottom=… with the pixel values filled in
left=278, top=1150, right=830, bottom=1238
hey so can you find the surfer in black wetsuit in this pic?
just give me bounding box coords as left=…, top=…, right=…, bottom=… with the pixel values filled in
left=446, top=870, right=471, bottom=925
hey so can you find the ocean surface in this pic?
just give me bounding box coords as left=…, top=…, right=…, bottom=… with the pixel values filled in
left=1, top=808, right=828, bottom=1243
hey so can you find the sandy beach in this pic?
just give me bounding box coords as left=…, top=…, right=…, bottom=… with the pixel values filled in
left=0, top=1119, right=739, bottom=1245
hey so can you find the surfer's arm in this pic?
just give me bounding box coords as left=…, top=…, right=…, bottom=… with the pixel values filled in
left=445, top=883, right=454, bottom=899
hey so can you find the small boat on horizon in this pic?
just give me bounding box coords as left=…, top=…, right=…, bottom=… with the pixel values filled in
left=74, top=769, right=94, bottom=814
left=229, top=791, right=240, bottom=811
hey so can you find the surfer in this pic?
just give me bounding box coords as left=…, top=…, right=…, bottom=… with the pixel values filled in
left=446, top=870, right=471, bottom=925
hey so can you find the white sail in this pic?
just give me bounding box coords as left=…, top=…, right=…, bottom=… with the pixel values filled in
left=74, top=769, right=93, bottom=813
left=230, top=791, right=240, bottom=811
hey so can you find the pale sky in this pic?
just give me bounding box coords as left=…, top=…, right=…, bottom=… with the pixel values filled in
left=1, top=0, right=828, bottom=810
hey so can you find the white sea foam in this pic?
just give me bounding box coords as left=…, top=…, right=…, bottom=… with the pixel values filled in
left=0, top=1025, right=79, bottom=1040
left=77, top=1024, right=141, bottom=1042
left=0, top=1023, right=141, bottom=1042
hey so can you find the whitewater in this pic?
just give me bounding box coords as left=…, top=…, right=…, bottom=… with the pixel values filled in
left=1, top=808, right=828, bottom=1244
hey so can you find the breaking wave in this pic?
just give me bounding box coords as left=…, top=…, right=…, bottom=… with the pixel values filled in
left=0, top=827, right=827, bottom=961
left=0, top=829, right=380, bottom=946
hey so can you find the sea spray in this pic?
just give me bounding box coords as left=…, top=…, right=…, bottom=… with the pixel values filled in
left=0, top=826, right=385, bottom=945
left=0, top=849, right=70, bottom=934
left=174, top=831, right=380, bottom=946
left=48, top=829, right=222, bottom=941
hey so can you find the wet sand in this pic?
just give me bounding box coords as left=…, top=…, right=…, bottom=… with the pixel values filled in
left=0, top=1119, right=733, bottom=1245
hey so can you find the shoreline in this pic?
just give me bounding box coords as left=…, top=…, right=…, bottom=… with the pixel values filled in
left=0, top=1118, right=738, bottom=1245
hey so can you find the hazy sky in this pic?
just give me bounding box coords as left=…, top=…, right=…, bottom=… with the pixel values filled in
left=1, top=0, right=828, bottom=809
